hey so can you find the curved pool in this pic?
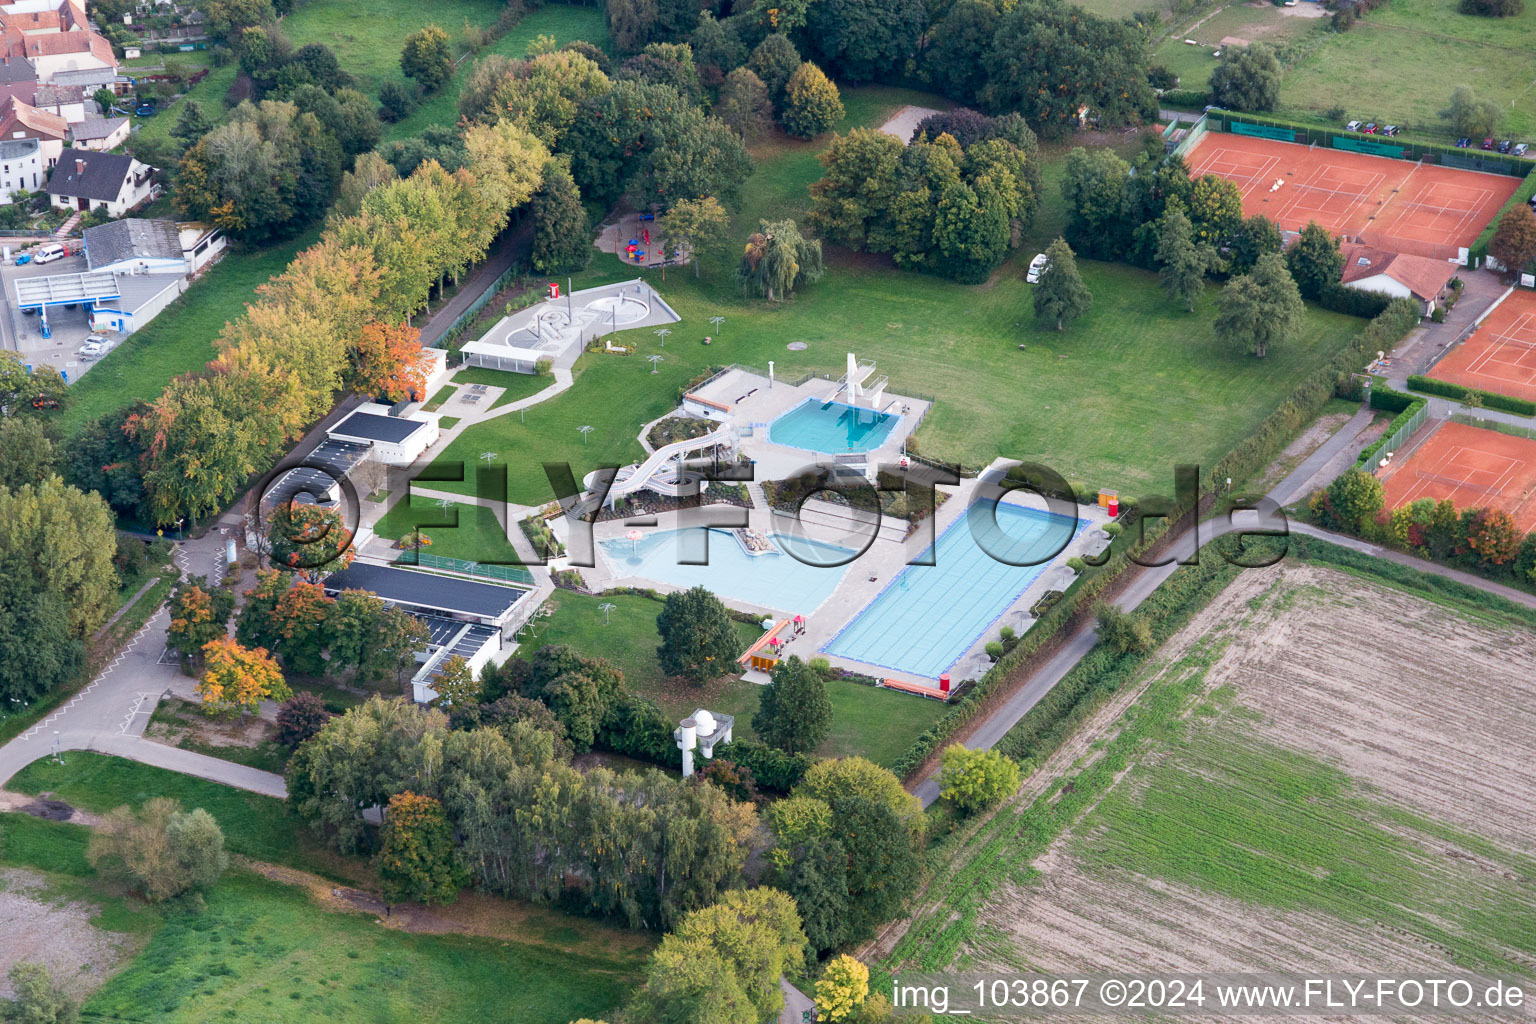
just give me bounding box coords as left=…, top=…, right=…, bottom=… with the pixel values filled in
left=600, top=528, right=852, bottom=614
left=769, top=398, right=900, bottom=453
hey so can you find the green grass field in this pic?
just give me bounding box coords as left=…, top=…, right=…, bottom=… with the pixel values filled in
left=284, top=0, right=504, bottom=95
left=1152, top=5, right=1326, bottom=93
left=373, top=498, right=523, bottom=562
left=520, top=590, right=948, bottom=766
left=384, top=4, right=611, bottom=142
left=432, top=255, right=1365, bottom=504
left=1278, top=0, right=1536, bottom=139
left=0, top=814, right=643, bottom=1024
left=58, top=230, right=319, bottom=435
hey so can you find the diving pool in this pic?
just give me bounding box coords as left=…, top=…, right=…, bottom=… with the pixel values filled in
left=823, top=503, right=1086, bottom=679
left=769, top=398, right=900, bottom=453
left=600, top=528, right=852, bottom=614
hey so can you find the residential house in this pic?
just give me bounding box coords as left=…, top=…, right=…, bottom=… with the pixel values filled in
left=1339, top=242, right=1454, bottom=317
left=0, top=92, right=63, bottom=163
left=0, top=0, right=116, bottom=82
left=0, top=55, right=36, bottom=105
left=69, top=114, right=126, bottom=149
left=49, top=66, right=128, bottom=96
left=31, top=82, right=89, bottom=123
left=47, top=147, right=153, bottom=215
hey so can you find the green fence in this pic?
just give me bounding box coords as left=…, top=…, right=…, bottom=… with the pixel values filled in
left=1332, top=135, right=1405, bottom=159
left=394, top=551, right=535, bottom=586
left=1232, top=120, right=1296, bottom=142
left=1170, top=113, right=1211, bottom=162
left=1379, top=403, right=1428, bottom=459
left=429, top=264, right=523, bottom=350
left=1205, top=109, right=1534, bottom=178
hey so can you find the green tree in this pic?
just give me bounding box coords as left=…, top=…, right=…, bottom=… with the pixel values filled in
left=400, top=25, right=453, bottom=93
left=518, top=644, right=626, bottom=750
left=1285, top=221, right=1345, bottom=300
left=801, top=0, right=926, bottom=84
left=629, top=938, right=756, bottom=1024
left=829, top=794, right=921, bottom=942
left=1228, top=213, right=1282, bottom=274
left=170, top=100, right=211, bottom=149
left=1489, top=204, right=1536, bottom=278
left=1442, top=85, right=1501, bottom=138
left=735, top=218, right=824, bottom=301
left=377, top=80, right=414, bottom=123
left=690, top=12, right=746, bottom=80
left=747, top=33, right=800, bottom=107
left=530, top=157, right=592, bottom=274
left=666, top=888, right=808, bottom=1021
left=781, top=837, right=849, bottom=953
left=657, top=585, right=741, bottom=684
left=0, top=476, right=117, bottom=640
left=1032, top=237, right=1092, bottom=331
left=0, top=417, right=54, bottom=489
left=5, top=962, right=78, bottom=1024
left=1060, top=146, right=1130, bottom=258
left=1155, top=207, right=1212, bottom=312
left=808, top=127, right=902, bottom=251
left=1215, top=252, right=1304, bottom=358
left=378, top=791, right=468, bottom=905
left=796, top=756, right=924, bottom=841
left=780, top=61, right=843, bottom=138
left=1208, top=43, right=1281, bottom=112
left=430, top=655, right=479, bottom=708
left=752, top=655, right=832, bottom=754
left=713, top=67, right=773, bottom=139
left=86, top=797, right=228, bottom=903
left=661, top=195, right=732, bottom=276
left=933, top=177, right=1011, bottom=284
left=1322, top=468, right=1385, bottom=533
left=923, top=1, right=1001, bottom=105
left=1187, top=174, right=1244, bottom=249
left=493, top=50, right=612, bottom=147
left=1461, top=0, right=1523, bottom=14
left=939, top=744, right=1023, bottom=813
left=619, top=42, right=702, bottom=103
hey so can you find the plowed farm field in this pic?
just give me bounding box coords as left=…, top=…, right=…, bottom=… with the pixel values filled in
left=896, top=560, right=1536, bottom=1022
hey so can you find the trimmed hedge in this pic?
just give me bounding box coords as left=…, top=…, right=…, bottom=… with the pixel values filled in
left=1356, top=383, right=1427, bottom=470
left=1369, top=380, right=1418, bottom=413
left=1318, top=282, right=1393, bottom=319
left=1407, top=374, right=1536, bottom=416
left=1469, top=170, right=1536, bottom=265
left=1160, top=89, right=1210, bottom=110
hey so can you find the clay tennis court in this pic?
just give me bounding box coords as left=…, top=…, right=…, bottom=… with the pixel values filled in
left=1187, top=133, right=1520, bottom=261
left=1379, top=420, right=1536, bottom=531
left=1428, top=290, right=1536, bottom=405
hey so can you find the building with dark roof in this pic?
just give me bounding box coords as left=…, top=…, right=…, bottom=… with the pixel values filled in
left=323, top=562, right=527, bottom=625
left=0, top=56, right=37, bottom=106
left=67, top=113, right=125, bottom=149
left=83, top=217, right=180, bottom=272
left=328, top=402, right=440, bottom=465
left=47, top=146, right=152, bottom=215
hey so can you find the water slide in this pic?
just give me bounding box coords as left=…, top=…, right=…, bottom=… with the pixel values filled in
left=585, top=425, right=735, bottom=506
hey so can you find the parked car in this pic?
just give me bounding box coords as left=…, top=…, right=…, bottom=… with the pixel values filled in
left=1515, top=143, right=1530, bottom=157
left=13, top=252, right=29, bottom=265
left=1364, top=123, right=1378, bottom=134
left=1026, top=252, right=1050, bottom=284
left=1382, top=125, right=1399, bottom=136
left=1482, top=137, right=1495, bottom=150
left=1456, top=137, right=1471, bottom=148
left=1497, top=139, right=1513, bottom=154
left=78, top=337, right=109, bottom=359
left=1345, top=120, right=1363, bottom=132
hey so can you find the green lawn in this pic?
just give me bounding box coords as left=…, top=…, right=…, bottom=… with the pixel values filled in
left=0, top=814, right=643, bottom=1024
left=373, top=497, right=523, bottom=563
left=1277, top=0, right=1536, bottom=139
left=432, top=256, right=1365, bottom=504
left=284, top=0, right=504, bottom=95
left=385, top=5, right=612, bottom=142
left=1152, top=5, right=1325, bottom=94
left=519, top=590, right=947, bottom=767
left=58, top=230, right=320, bottom=435
left=450, top=365, right=562, bottom=408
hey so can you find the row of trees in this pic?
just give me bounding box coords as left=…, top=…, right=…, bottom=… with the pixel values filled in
left=609, top=0, right=1158, bottom=137
left=287, top=697, right=755, bottom=928
left=119, top=118, right=547, bottom=526
left=809, top=111, right=1040, bottom=283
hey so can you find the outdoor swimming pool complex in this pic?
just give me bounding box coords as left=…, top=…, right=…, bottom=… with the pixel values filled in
left=600, top=528, right=850, bottom=613
left=823, top=503, right=1086, bottom=679
left=769, top=398, right=900, bottom=453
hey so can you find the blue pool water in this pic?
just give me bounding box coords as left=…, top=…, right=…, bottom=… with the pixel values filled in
left=769, top=398, right=900, bottom=453
left=600, top=528, right=852, bottom=613
left=823, top=503, right=1086, bottom=679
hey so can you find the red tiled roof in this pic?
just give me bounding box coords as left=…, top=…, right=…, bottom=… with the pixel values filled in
left=0, top=93, right=66, bottom=139
left=1340, top=243, right=1455, bottom=301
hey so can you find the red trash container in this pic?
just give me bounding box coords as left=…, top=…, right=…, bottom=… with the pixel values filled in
left=939, top=673, right=951, bottom=694
left=1107, top=496, right=1119, bottom=518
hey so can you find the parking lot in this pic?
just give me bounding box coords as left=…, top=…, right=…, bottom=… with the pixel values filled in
left=0, top=247, right=115, bottom=382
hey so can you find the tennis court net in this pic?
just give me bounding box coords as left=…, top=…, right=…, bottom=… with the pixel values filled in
left=1414, top=468, right=1506, bottom=497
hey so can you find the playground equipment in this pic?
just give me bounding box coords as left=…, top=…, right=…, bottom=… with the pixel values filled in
left=738, top=615, right=807, bottom=673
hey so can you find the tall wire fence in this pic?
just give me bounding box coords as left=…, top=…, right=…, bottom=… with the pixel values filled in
left=393, top=551, right=534, bottom=586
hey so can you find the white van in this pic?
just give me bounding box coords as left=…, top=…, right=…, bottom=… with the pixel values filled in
left=33, top=243, right=65, bottom=264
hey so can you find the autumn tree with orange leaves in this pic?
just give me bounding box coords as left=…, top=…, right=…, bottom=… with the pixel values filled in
left=166, top=576, right=235, bottom=674
left=351, top=322, right=432, bottom=403
left=267, top=502, right=355, bottom=584
left=197, top=636, right=290, bottom=719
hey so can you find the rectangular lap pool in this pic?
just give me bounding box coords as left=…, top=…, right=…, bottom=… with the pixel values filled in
left=600, top=528, right=852, bottom=614
left=823, top=503, right=1086, bottom=679
left=769, top=398, right=900, bottom=453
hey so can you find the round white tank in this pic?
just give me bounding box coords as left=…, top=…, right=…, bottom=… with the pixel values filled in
left=693, top=709, right=715, bottom=736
